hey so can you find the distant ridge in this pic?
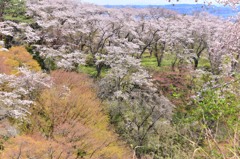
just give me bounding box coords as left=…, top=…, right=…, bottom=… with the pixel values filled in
left=104, top=4, right=240, bottom=18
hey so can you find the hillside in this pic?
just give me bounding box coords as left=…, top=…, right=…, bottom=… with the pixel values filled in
left=0, top=0, right=240, bottom=158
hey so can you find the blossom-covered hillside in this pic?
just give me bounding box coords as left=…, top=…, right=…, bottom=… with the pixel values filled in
left=0, top=0, right=240, bottom=158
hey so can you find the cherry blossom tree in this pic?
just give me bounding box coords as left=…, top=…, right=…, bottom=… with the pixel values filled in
left=0, top=67, right=52, bottom=119
left=98, top=50, right=174, bottom=157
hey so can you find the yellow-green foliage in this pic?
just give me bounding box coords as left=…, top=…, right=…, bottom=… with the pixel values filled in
left=1, top=71, right=131, bottom=159
left=1, top=135, right=67, bottom=159
left=0, top=46, right=41, bottom=74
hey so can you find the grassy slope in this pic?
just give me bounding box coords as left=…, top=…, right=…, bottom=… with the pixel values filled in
left=78, top=52, right=211, bottom=77
left=141, top=52, right=211, bottom=71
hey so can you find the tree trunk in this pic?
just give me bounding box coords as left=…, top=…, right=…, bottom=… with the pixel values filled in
left=149, top=49, right=153, bottom=57
left=172, top=57, right=177, bottom=72
left=193, top=57, right=199, bottom=70
left=232, top=53, right=240, bottom=72
left=154, top=44, right=164, bottom=67
left=157, top=51, right=164, bottom=67
left=96, top=64, right=103, bottom=77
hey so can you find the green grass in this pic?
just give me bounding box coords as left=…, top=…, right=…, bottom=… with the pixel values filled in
left=141, top=52, right=211, bottom=72
left=198, top=57, right=211, bottom=69
left=141, top=53, right=174, bottom=71
left=79, top=53, right=211, bottom=77
left=78, top=65, right=109, bottom=78
left=4, top=15, right=34, bottom=24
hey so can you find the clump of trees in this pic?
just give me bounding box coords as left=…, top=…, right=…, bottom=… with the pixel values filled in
left=98, top=51, right=175, bottom=157
left=1, top=0, right=240, bottom=158
left=1, top=71, right=131, bottom=158
left=0, top=0, right=239, bottom=77
left=20, top=0, right=239, bottom=77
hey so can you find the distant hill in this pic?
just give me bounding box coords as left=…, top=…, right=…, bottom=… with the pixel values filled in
left=104, top=4, right=240, bottom=18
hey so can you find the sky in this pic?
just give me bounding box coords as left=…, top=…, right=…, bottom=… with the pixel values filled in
left=81, top=0, right=220, bottom=5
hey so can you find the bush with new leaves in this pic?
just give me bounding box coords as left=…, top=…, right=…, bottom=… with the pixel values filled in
left=0, top=46, right=40, bottom=74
